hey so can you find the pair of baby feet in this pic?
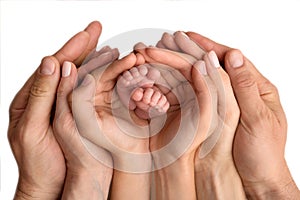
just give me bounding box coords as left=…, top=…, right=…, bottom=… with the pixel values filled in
left=117, top=64, right=170, bottom=120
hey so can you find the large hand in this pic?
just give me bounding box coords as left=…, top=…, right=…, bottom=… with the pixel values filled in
left=187, top=32, right=300, bottom=199
left=136, top=40, right=222, bottom=164
left=53, top=60, right=114, bottom=200
left=8, top=21, right=102, bottom=199
left=156, top=31, right=246, bottom=198
left=136, top=43, right=229, bottom=200
left=71, top=53, right=152, bottom=200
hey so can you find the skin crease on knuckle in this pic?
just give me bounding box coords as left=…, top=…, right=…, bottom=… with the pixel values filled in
left=233, top=70, right=257, bottom=90
left=30, top=80, right=50, bottom=99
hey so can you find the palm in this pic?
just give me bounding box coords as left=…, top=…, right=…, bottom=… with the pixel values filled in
left=233, top=108, right=286, bottom=183
left=32, top=128, right=66, bottom=187
left=135, top=48, right=215, bottom=162
left=8, top=115, right=65, bottom=193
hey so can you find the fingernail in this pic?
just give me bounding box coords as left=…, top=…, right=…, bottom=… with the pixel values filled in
left=229, top=50, right=244, bottom=68
left=40, top=58, right=55, bottom=75
left=81, top=74, right=93, bottom=86
left=194, top=60, right=207, bottom=75
left=180, top=31, right=189, bottom=39
left=208, top=51, right=221, bottom=68
left=62, top=61, right=72, bottom=77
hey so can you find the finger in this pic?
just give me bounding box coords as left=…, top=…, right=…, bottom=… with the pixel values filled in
left=186, top=31, right=230, bottom=62
left=203, top=51, right=226, bottom=112
left=134, top=42, right=153, bottom=62
left=72, top=74, right=105, bottom=147
left=144, top=47, right=194, bottom=81
left=192, top=60, right=214, bottom=116
left=156, top=40, right=167, bottom=49
left=199, top=51, right=232, bottom=158
left=55, top=61, right=78, bottom=119
left=134, top=42, right=147, bottom=51
left=161, top=32, right=181, bottom=51
left=174, top=31, right=206, bottom=59
left=135, top=52, right=146, bottom=66
left=77, top=48, right=119, bottom=81
left=82, top=45, right=112, bottom=65
left=21, top=56, right=61, bottom=126
left=224, top=49, right=265, bottom=119
left=53, top=31, right=90, bottom=66
left=93, top=53, right=137, bottom=84
left=54, top=62, right=96, bottom=157
left=74, top=21, right=102, bottom=65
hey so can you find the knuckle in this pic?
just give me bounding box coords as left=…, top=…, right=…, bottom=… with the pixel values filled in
left=263, top=80, right=278, bottom=93
left=30, top=80, right=49, bottom=98
left=260, top=79, right=281, bottom=101
left=234, top=70, right=256, bottom=89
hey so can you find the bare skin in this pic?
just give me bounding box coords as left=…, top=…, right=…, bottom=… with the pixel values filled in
left=8, top=21, right=109, bottom=200
left=187, top=31, right=300, bottom=199
left=116, top=64, right=169, bottom=120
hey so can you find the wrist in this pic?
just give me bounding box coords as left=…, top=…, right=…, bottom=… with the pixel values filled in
left=155, top=157, right=196, bottom=200
left=244, top=164, right=300, bottom=200
left=195, top=160, right=246, bottom=199
left=62, top=168, right=112, bottom=200
left=113, top=152, right=152, bottom=173
left=15, top=178, right=61, bottom=200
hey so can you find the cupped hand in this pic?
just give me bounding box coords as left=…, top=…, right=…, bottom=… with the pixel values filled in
left=136, top=42, right=222, bottom=166
left=8, top=21, right=102, bottom=199
left=71, top=53, right=151, bottom=173
left=187, top=32, right=300, bottom=199
left=53, top=60, right=114, bottom=200
left=157, top=31, right=247, bottom=199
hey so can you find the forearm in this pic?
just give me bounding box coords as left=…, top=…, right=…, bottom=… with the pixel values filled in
left=62, top=168, right=112, bottom=200
left=154, top=157, right=197, bottom=200
left=195, top=160, right=246, bottom=200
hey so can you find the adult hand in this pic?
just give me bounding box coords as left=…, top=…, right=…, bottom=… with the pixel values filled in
left=8, top=21, right=102, bottom=199
left=187, top=32, right=300, bottom=199
left=135, top=42, right=229, bottom=199
left=71, top=53, right=151, bottom=200
left=53, top=58, right=115, bottom=200
left=155, top=31, right=246, bottom=198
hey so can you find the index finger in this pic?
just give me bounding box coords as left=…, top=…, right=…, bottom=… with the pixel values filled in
left=138, top=47, right=194, bottom=81
left=186, top=32, right=231, bottom=62
left=53, top=31, right=90, bottom=66
left=53, top=21, right=102, bottom=66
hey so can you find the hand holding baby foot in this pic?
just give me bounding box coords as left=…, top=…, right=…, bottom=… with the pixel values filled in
left=71, top=53, right=152, bottom=200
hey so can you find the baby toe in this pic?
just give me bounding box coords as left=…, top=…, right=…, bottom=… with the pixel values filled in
left=142, top=88, right=154, bottom=104
left=138, top=65, right=148, bottom=76
left=146, top=66, right=161, bottom=81
left=130, top=67, right=140, bottom=78
left=123, top=71, right=133, bottom=81
left=149, top=91, right=161, bottom=107
left=131, top=88, right=144, bottom=101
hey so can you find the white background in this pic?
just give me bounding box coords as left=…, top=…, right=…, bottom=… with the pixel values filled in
left=1, top=0, right=300, bottom=199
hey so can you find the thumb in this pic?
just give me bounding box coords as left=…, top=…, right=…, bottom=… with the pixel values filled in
left=224, top=49, right=265, bottom=118
left=22, top=56, right=60, bottom=126
left=72, top=74, right=103, bottom=145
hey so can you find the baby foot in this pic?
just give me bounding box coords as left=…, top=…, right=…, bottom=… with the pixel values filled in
left=117, top=65, right=170, bottom=119
left=133, top=87, right=170, bottom=119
